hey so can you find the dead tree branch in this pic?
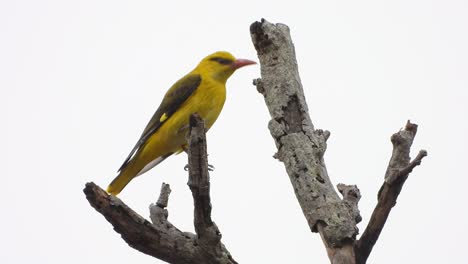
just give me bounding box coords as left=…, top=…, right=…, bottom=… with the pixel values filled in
left=250, top=19, right=427, bottom=264
left=250, top=19, right=360, bottom=263
left=186, top=114, right=236, bottom=263
left=84, top=182, right=199, bottom=263
left=84, top=19, right=427, bottom=264
left=355, top=122, right=427, bottom=264
left=83, top=113, right=236, bottom=264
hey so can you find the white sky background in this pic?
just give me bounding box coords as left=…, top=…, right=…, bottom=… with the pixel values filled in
left=1, top=0, right=467, bottom=263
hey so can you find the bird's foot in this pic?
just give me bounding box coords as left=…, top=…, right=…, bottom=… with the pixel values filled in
left=183, top=164, right=215, bottom=171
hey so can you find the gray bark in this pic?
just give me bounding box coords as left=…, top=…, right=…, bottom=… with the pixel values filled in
left=250, top=19, right=427, bottom=263
left=185, top=114, right=236, bottom=263
left=250, top=19, right=359, bottom=263
left=355, top=122, right=427, bottom=263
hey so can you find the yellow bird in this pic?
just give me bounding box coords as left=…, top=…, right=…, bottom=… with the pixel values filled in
left=107, top=51, right=256, bottom=195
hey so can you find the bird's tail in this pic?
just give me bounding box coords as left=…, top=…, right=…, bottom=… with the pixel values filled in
left=106, top=160, right=142, bottom=196
left=106, top=152, right=173, bottom=196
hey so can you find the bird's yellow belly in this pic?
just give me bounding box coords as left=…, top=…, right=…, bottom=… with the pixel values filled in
left=142, top=82, right=226, bottom=159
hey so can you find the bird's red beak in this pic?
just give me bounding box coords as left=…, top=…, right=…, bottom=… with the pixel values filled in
left=232, top=59, right=257, bottom=70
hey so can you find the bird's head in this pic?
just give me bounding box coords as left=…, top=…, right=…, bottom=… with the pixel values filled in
left=195, top=51, right=256, bottom=83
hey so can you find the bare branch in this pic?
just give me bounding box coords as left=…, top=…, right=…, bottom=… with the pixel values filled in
left=149, top=183, right=173, bottom=224
left=355, top=121, right=428, bottom=264
left=186, top=113, right=237, bottom=264
left=250, top=18, right=358, bottom=263
left=84, top=182, right=201, bottom=264
left=157, top=182, right=171, bottom=207
left=187, top=114, right=214, bottom=237
left=396, top=150, right=428, bottom=182
left=83, top=114, right=237, bottom=264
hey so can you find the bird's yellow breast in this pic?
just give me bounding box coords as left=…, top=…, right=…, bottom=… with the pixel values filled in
left=188, top=78, right=227, bottom=128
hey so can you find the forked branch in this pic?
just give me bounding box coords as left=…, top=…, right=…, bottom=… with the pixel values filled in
left=250, top=19, right=427, bottom=264
left=83, top=114, right=236, bottom=264
left=355, top=121, right=427, bottom=264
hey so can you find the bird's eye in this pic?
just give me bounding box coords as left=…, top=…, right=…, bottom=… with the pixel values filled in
left=209, top=57, right=233, bottom=65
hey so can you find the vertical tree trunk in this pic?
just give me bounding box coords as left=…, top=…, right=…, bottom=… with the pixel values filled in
left=250, top=19, right=426, bottom=264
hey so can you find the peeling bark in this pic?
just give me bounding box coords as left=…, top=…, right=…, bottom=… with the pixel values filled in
left=250, top=19, right=427, bottom=264
left=250, top=19, right=359, bottom=263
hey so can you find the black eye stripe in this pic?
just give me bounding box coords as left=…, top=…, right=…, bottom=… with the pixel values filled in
left=209, top=57, right=233, bottom=65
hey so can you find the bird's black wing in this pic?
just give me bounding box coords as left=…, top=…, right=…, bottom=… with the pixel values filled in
left=118, top=74, right=202, bottom=172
